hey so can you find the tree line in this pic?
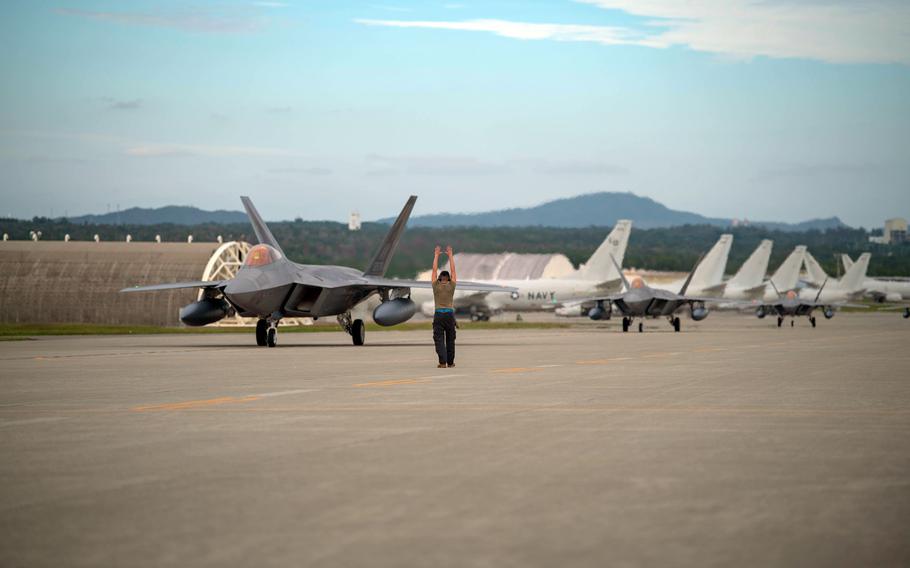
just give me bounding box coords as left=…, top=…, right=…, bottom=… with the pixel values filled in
left=2, top=217, right=908, bottom=278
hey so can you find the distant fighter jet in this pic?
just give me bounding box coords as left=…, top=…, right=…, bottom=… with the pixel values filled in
left=755, top=279, right=864, bottom=328
left=121, top=196, right=514, bottom=347
left=583, top=254, right=727, bottom=332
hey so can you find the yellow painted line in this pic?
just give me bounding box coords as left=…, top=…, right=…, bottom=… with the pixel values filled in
left=353, top=378, right=432, bottom=388
left=492, top=367, right=544, bottom=374
left=132, top=395, right=261, bottom=412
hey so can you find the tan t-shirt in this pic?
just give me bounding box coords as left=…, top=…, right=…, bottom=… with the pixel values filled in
left=432, top=280, right=456, bottom=309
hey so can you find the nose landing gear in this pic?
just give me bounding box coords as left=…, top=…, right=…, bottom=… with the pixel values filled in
left=256, top=319, right=268, bottom=346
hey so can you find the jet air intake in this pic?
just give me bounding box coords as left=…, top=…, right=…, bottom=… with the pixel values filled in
left=180, top=298, right=231, bottom=326
left=373, top=298, right=417, bottom=327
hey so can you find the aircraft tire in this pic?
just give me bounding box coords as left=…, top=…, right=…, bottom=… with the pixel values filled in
left=266, top=327, right=277, bottom=348
left=352, top=319, right=365, bottom=346
left=622, top=318, right=629, bottom=333
left=790, top=320, right=794, bottom=328
left=810, top=316, right=817, bottom=328
left=777, top=317, right=783, bottom=328
left=638, top=321, right=643, bottom=333
left=673, top=317, right=680, bottom=332
left=256, top=319, right=268, bottom=346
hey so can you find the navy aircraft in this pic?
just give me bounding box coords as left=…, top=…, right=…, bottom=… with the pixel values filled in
left=584, top=254, right=726, bottom=332
left=121, top=196, right=514, bottom=347
left=754, top=280, right=864, bottom=328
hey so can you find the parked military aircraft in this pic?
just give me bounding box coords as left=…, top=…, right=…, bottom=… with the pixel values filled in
left=721, top=239, right=773, bottom=300
left=415, top=219, right=632, bottom=320
left=583, top=254, right=727, bottom=332
left=121, top=196, right=514, bottom=347
left=839, top=253, right=910, bottom=302
left=755, top=279, right=864, bottom=328
left=801, top=251, right=870, bottom=303
left=661, top=234, right=733, bottom=296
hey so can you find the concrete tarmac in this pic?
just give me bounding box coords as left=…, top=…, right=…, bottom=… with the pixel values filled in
left=1, top=313, right=909, bottom=567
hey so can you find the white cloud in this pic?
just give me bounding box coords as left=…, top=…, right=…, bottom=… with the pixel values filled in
left=125, top=144, right=306, bottom=158
left=357, top=18, right=661, bottom=47
left=358, top=0, right=910, bottom=64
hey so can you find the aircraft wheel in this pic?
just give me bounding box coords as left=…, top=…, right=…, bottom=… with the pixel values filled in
left=255, top=319, right=268, bottom=346
left=777, top=317, right=783, bottom=328
left=790, top=319, right=794, bottom=328
left=351, top=319, right=365, bottom=346
left=810, top=316, right=817, bottom=328
left=638, top=321, right=644, bottom=333
left=266, top=327, right=277, bottom=348
left=622, top=318, right=629, bottom=333
left=673, top=317, right=681, bottom=332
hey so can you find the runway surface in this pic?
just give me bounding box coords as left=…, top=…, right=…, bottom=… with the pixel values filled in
left=2, top=313, right=909, bottom=566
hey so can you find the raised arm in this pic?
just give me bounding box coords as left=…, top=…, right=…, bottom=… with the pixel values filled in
left=446, top=245, right=457, bottom=282
left=432, top=245, right=441, bottom=281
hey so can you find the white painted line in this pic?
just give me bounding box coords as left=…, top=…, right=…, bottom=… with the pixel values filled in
left=257, top=389, right=317, bottom=398
left=0, top=416, right=70, bottom=428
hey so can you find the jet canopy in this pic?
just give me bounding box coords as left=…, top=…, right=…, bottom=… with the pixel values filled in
left=243, top=244, right=283, bottom=268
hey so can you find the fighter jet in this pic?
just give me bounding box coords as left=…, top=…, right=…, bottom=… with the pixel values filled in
left=754, top=279, right=864, bottom=328
left=583, top=254, right=727, bottom=332
left=121, top=196, right=514, bottom=347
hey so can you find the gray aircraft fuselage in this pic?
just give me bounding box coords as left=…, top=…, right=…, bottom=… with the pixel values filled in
left=224, top=256, right=377, bottom=319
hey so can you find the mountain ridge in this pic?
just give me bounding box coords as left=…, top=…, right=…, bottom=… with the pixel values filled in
left=58, top=193, right=847, bottom=231
left=383, top=192, right=847, bottom=231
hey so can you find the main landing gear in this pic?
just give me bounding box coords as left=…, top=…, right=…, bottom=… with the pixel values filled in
left=809, top=316, right=817, bottom=328
left=670, top=317, right=681, bottom=333
left=256, top=318, right=279, bottom=347
left=338, top=312, right=366, bottom=346
left=622, top=317, right=644, bottom=333
left=777, top=317, right=783, bottom=328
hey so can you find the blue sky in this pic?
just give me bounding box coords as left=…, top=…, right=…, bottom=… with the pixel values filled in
left=1, top=0, right=908, bottom=227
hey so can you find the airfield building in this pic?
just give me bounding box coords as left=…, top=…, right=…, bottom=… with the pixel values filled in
left=0, top=241, right=225, bottom=326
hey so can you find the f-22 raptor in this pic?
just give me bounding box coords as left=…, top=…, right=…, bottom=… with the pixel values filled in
left=122, top=196, right=514, bottom=347
left=583, top=254, right=727, bottom=332
left=755, top=280, right=864, bottom=328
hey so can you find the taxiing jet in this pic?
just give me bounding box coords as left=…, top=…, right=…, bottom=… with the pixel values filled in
left=755, top=279, right=864, bottom=328
left=583, top=254, right=728, bottom=332
left=416, top=220, right=633, bottom=320
left=121, top=196, right=514, bottom=347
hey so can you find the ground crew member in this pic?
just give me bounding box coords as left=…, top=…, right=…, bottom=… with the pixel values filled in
left=432, top=245, right=457, bottom=368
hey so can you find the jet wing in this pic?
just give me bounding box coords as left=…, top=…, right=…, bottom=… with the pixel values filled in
left=563, top=294, right=626, bottom=305
left=120, top=280, right=229, bottom=293
left=358, top=276, right=517, bottom=294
